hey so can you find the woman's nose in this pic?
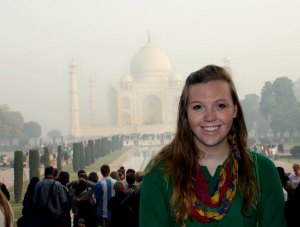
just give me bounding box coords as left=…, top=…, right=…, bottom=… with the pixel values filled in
left=203, top=108, right=217, bottom=121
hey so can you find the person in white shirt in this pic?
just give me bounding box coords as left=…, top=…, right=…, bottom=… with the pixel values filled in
left=288, top=163, right=300, bottom=189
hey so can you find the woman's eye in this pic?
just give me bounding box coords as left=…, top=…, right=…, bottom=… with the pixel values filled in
left=193, top=105, right=202, bottom=110
left=217, top=104, right=226, bottom=109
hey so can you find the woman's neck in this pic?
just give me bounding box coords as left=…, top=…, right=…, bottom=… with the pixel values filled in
left=198, top=142, right=230, bottom=176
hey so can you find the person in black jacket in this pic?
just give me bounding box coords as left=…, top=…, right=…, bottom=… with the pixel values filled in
left=18, top=177, right=40, bottom=227
left=121, top=171, right=143, bottom=227
left=108, top=181, right=129, bottom=227
left=33, top=166, right=70, bottom=227
left=285, top=184, right=300, bottom=227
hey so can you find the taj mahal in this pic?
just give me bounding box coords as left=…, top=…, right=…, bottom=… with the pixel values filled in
left=69, top=37, right=230, bottom=138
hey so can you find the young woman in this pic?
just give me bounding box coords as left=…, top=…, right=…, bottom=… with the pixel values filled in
left=139, top=65, right=286, bottom=226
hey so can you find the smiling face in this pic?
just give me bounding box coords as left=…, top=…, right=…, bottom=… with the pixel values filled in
left=187, top=80, right=237, bottom=151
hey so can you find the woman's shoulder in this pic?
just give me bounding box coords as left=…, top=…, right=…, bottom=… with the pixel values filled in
left=141, top=160, right=174, bottom=200
left=250, top=151, right=279, bottom=180
left=250, top=151, right=276, bottom=168
left=143, top=160, right=171, bottom=185
left=145, top=158, right=166, bottom=173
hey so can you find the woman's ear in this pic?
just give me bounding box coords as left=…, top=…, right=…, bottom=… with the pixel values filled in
left=233, top=105, right=237, bottom=118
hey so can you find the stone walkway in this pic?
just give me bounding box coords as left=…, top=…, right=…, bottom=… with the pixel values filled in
left=0, top=166, right=30, bottom=189
left=109, top=146, right=139, bottom=171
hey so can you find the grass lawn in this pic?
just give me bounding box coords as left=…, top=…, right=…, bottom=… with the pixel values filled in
left=9, top=147, right=128, bottom=227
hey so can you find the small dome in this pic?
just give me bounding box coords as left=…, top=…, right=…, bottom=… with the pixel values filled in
left=130, top=41, right=172, bottom=82
left=121, top=72, right=133, bottom=83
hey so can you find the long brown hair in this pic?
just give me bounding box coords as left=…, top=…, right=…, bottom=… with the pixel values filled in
left=113, top=181, right=128, bottom=195
left=0, top=190, right=13, bottom=227
left=147, top=65, right=259, bottom=225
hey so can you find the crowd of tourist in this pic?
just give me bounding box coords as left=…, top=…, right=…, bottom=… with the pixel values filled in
left=252, top=144, right=280, bottom=160
left=13, top=164, right=142, bottom=227
left=0, top=150, right=298, bottom=227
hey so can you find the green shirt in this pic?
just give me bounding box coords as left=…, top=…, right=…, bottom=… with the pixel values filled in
left=139, top=152, right=286, bottom=227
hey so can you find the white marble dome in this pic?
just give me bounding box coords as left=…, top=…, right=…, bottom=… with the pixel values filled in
left=130, top=40, right=172, bottom=82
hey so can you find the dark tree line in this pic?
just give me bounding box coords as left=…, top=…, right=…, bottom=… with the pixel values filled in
left=0, top=104, right=64, bottom=146
left=241, top=76, right=300, bottom=142
left=0, top=104, right=42, bottom=145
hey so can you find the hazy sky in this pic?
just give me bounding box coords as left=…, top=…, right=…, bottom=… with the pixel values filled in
left=1, top=0, right=300, bottom=136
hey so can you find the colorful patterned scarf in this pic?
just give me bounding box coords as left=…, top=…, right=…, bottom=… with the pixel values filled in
left=191, top=143, right=240, bottom=222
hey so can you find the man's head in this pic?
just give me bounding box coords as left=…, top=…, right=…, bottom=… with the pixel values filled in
left=135, top=171, right=144, bottom=183
left=44, top=166, right=54, bottom=177
left=77, top=169, right=86, bottom=178
left=100, top=164, right=110, bottom=177
left=117, top=168, right=125, bottom=180
left=126, top=172, right=136, bottom=186
left=293, top=163, right=300, bottom=176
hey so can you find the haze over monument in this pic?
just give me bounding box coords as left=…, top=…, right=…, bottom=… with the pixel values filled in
left=1, top=1, right=300, bottom=136
left=69, top=36, right=184, bottom=138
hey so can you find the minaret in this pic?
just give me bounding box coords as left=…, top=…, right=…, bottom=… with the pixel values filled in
left=148, top=30, right=151, bottom=43
left=89, top=78, right=96, bottom=126
left=69, top=60, right=80, bottom=136
left=223, top=55, right=231, bottom=67
left=223, top=55, right=232, bottom=75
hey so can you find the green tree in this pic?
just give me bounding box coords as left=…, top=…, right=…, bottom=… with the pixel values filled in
left=241, top=94, right=260, bottom=133
left=29, top=149, right=40, bottom=179
left=0, top=105, right=10, bottom=140
left=14, top=150, right=24, bottom=202
left=118, top=135, right=123, bottom=149
left=0, top=105, right=24, bottom=145
left=22, top=121, right=42, bottom=145
left=85, top=144, right=91, bottom=166
left=95, top=139, right=101, bottom=159
left=259, top=81, right=275, bottom=119
left=88, top=140, right=95, bottom=164
left=112, top=135, right=117, bottom=151
left=57, top=145, right=63, bottom=172
left=72, top=142, right=80, bottom=172
left=295, top=103, right=300, bottom=137
left=43, top=147, right=50, bottom=167
left=47, top=129, right=62, bottom=145
left=79, top=142, right=85, bottom=170
left=255, top=115, right=270, bottom=138
left=270, top=77, right=299, bottom=140
left=64, top=150, right=70, bottom=165
left=101, top=138, right=108, bottom=157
